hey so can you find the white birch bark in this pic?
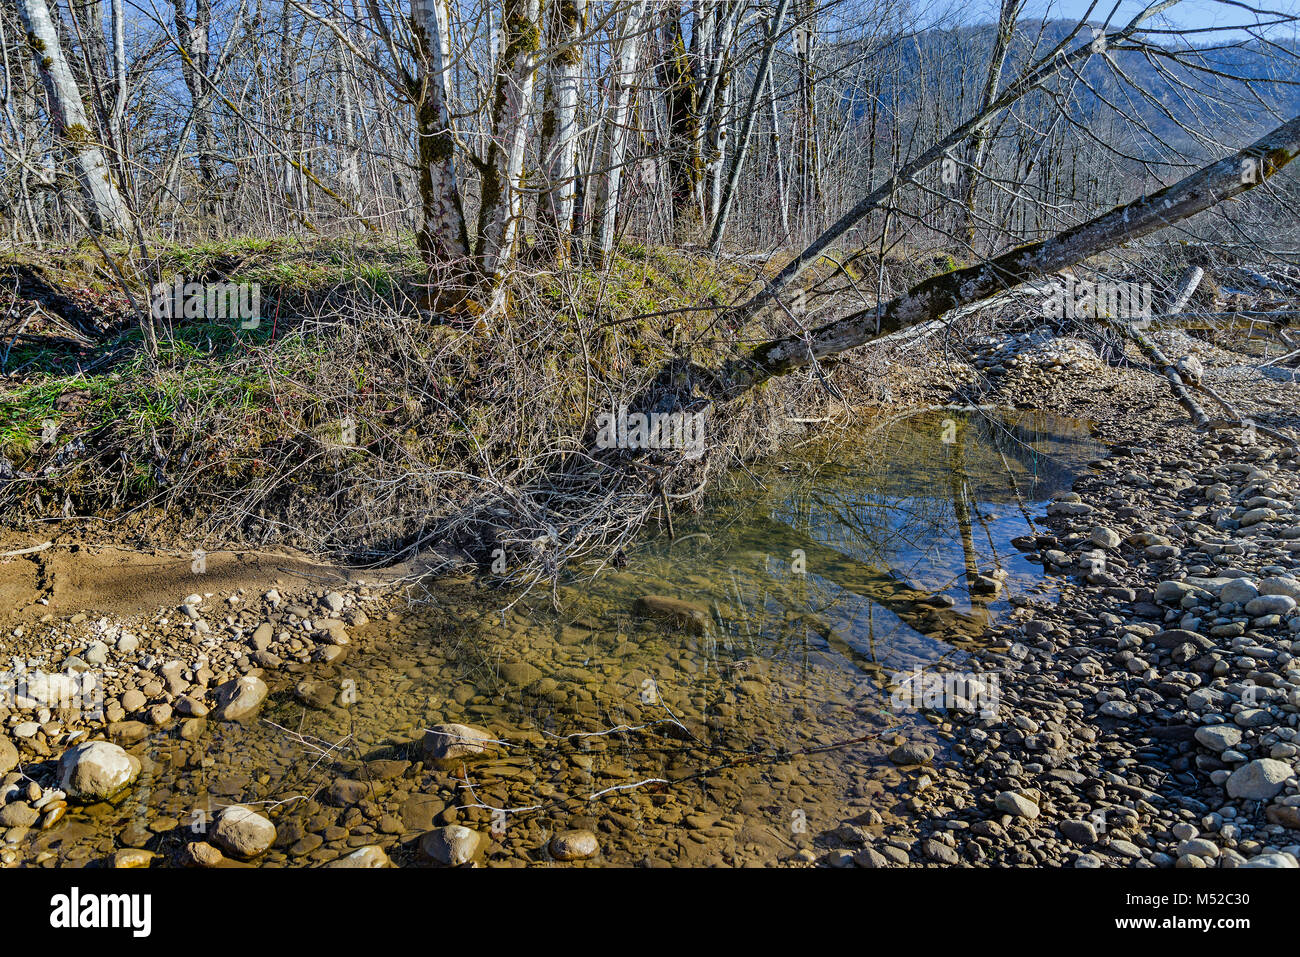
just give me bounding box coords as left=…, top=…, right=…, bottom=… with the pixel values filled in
left=411, top=0, right=471, bottom=265
left=16, top=0, right=133, bottom=235
left=591, top=0, right=648, bottom=264
left=475, top=0, right=543, bottom=283
left=708, top=0, right=790, bottom=252
left=537, top=0, right=587, bottom=259
left=109, top=0, right=127, bottom=146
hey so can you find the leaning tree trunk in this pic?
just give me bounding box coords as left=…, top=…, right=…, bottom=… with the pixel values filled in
left=410, top=0, right=471, bottom=267
left=717, top=113, right=1300, bottom=394
left=475, top=0, right=543, bottom=287
left=728, top=9, right=1169, bottom=324
left=536, top=0, right=587, bottom=262
left=16, top=0, right=133, bottom=235
left=590, top=0, right=649, bottom=265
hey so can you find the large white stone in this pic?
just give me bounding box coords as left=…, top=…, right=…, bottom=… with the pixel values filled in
left=58, top=740, right=141, bottom=802
left=212, top=804, right=276, bottom=858
left=1225, top=759, right=1293, bottom=801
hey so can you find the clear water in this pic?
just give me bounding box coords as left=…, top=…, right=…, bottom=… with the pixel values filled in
left=16, top=407, right=1104, bottom=867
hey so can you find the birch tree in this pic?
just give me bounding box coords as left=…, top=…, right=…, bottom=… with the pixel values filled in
left=729, top=1, right=1184, bottom=323
left=590, top=0, right=648, bottom=264
left=15, top=0, right=132, bottom=234
left=410, top=0, right=471, bottom=267
left=537, top=0, right=586, bottom=261
left=475, top=0, right=543, bottom=287
left=708, top=0, right=790, bottom=252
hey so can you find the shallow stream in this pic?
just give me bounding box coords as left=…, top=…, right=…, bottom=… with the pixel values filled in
left=19, top=407, right=1106, bottom=867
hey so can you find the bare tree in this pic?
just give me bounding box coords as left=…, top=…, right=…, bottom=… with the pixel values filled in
left=537, top=0, right=586, bottom=261
left=723, top=113, right=1300, bottom=392
left=14, top=0, right=132, bottom=234
left=410, top=0, right=471, bottom=268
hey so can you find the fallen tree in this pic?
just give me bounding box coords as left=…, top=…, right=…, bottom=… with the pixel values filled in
left=713, top=113, right=1300, bottom=397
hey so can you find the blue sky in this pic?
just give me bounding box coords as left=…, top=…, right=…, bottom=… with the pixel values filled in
left=1017, top=0, right=1300, bottom=37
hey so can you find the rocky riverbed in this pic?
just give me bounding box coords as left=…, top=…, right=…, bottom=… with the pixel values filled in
left=826, top=328, right=1300, bottom=868
left=2, top=324, right=1299, bottom=869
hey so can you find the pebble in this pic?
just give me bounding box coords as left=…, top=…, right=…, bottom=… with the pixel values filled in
left=1225, top=759, right=1293, bottom=801
left=549, top=829, right=600, bottom=861
left=211, top=804, right=277, bottom=858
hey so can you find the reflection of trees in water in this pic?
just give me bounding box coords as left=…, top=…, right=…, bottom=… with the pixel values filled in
left=824, top=407, right=1101, bottom=506
left=670, top=408, right=1101, bottom=692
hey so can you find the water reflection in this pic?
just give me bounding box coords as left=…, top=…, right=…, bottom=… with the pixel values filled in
left=17, top=407, right=1105, bottom=867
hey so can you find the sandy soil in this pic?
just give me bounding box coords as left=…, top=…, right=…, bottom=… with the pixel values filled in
left=0, top=533, right=402, bottom=629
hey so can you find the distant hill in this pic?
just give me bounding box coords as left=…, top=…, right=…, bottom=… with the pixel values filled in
left=830, top=18, right=1300, bottom=160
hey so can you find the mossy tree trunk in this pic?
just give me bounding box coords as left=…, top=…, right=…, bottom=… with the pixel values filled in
left=475, top=0, right=544, bottom=288
left=410, top=0, right=471, bottom=268
left=16, top=0, right=133, bottom=236
left=720, top=113, right=1300, bottom=393
left=536, top=0, right=586, bottom=262
left=660, top=3, right=701, bottom=238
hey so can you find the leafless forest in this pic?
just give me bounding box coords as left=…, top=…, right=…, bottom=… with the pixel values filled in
left=2, top=0, right=1299, bottom=565
left=6, top=0, right=1300, bottom=883
left=3, top=0, right=1298, bottom=282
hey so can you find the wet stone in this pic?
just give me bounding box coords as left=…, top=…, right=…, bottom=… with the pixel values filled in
left=550, top=829, right=600, bottom=861
left=420, top=825, right=481, bottom=866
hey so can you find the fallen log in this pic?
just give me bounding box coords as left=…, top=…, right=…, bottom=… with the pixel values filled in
left=710, top=113, right=1300, bottom=396
left=1123, top=321, right=1211, bottom=429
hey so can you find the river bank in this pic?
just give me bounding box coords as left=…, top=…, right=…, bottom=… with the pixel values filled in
left=2, top=318, right=1298, bottom=868
left=834, top=330, right=1300, bottom=868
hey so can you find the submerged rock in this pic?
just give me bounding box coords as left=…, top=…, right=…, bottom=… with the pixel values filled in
left=889, top=743, right=935, bottom=765
left=57, top=740, right=141, bottom=802
left=423, top=723, right=493, bottom=762
left=550, top=829, right=600, bottom=861
left=178, top=842, right=225, bottom=868
left=213, top=674, right=268, bottom=721
left=212, top=804, right=276, bottom=858
left=632, top=595, right=710, bottom=634
left=420, top=825, right=481, bottom=865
